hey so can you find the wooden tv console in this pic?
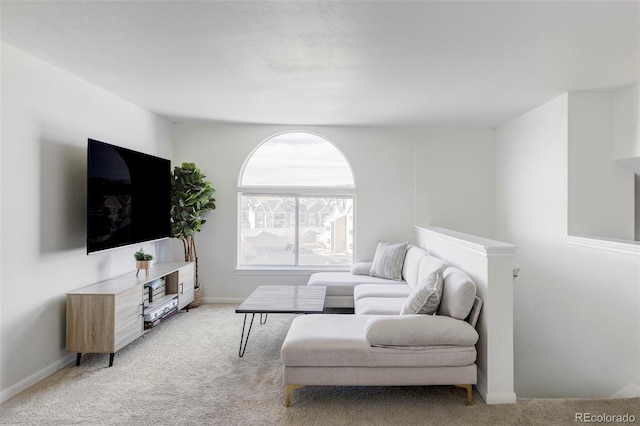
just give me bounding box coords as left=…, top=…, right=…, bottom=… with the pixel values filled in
left=66, top=262, right=194, bottom=367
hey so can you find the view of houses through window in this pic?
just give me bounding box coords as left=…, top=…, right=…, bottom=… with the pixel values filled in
left=239, top=196, right=353, bottom=266
left=238, top=132, right=355, bottom=268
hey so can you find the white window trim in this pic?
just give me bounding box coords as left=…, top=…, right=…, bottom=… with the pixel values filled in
left=235, top=265, right=351, bottom=274
left=237, top=130, right=356, bottom=188
left=237, top=131, right=356, bottom=272
left=237, top=186, right=355, bottom=195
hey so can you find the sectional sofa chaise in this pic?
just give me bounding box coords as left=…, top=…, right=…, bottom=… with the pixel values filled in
left=281, top=243, right=482, bottom=407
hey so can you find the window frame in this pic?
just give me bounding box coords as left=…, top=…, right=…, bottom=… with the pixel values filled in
left=237, top=132, right=356, bottom=272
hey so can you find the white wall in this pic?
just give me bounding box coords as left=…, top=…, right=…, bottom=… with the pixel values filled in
left=613, top=84, right=640, bottom=163
left=613, top=84, right=640, bottom=241
left=495, top=93, right=640, bottom=398
left=415, top=127, right=496, bottom=237
left=568, top=91, right=635, bottom=240
left=0, top=40, right=4, bottom=409
left=171, top=123, right=496, bottom=302
left=0, top=43, right=174, bottom=402
left=636, top=174, right=640, bottom=241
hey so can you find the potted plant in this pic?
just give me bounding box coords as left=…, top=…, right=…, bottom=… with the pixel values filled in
left=170, top=162, right=216, bottom=308
left=134, top=249, right=153, bottom=277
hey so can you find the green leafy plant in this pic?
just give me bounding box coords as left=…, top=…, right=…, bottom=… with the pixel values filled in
left=170, top=162, right=216, bottom=291
left=134, top=249, right=153, bottom=261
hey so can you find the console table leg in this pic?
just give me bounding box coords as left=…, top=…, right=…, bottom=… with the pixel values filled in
left=109, top=353, right=114, bottom=367
left=75, top=353, right=82, bottom=366
left=238, top=313, right=256, bottom=357
left=260, top=313, right=268, bottom=325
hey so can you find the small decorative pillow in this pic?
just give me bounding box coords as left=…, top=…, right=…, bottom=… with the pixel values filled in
left=369, top=241, right=408, bottom=281
left=400, top=265, right=446, bottom=315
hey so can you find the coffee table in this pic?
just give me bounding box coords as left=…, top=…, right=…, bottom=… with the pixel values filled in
left=235, top=285, right=326, bottom=357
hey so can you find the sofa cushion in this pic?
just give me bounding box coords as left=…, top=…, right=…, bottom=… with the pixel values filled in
left=418, top=255, right=448, bottom=286
left=438, top=267, right=477, bottom=320
left=308, top=272, right=401, bottom=297
left=282, top=314, right=477, bottom=368
left=350, top=261, right=373, bottom=275
left=353, top=284, right=412, bottom=301
left=400, top=265, right=446, bottom=315
left=354, top=297, right=405, bottom=315
left=369, top=241, right=408, bottom=281
left=365, top=315, right=479, bottom=347
left=401, top=246, right=429, bottom=288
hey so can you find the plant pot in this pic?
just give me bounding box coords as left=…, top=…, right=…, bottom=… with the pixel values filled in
left=136, top=260, right=152, bottom=277
left=188, top=287, right=202, bottom=309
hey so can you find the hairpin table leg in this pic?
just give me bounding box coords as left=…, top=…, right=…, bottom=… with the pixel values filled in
left=238, top=313, right=256, bottom=357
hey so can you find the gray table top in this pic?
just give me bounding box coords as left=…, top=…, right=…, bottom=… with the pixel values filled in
left=235, top=285, right=327, bottom=314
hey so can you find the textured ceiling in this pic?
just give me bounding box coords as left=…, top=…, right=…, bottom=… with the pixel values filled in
left=1, top=1, right=638, bottom=127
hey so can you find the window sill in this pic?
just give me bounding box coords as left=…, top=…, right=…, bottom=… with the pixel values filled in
left=565, top=235, right=640, bottom=256
left=235, top=266, right=350, bottom=275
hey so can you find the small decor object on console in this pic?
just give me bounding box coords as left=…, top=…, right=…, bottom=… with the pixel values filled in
left=134, top=249, right=154, bottom=277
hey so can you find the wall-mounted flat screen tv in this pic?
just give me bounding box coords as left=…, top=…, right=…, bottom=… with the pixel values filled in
left=87, top=139, right=171, bottom=254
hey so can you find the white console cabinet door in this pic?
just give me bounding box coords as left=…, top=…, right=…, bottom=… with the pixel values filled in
left=178, top=263, right=195, bottom=309
left=164, top=262, right=195, bottom=310
left=114, top=285, right=145, bottom=351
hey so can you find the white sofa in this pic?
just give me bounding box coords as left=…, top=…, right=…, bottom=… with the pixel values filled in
left=306, top=248, right=423, bottom=310
left=281, top=245, right=482, bottom=406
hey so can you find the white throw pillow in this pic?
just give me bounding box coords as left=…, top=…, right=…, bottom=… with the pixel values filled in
left=369, top=241, right=408, bottom=281
left=400, top=265, right=446, bottom=315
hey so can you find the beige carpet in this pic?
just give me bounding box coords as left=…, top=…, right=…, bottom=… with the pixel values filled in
left=0, top=304, right=637, bottom=425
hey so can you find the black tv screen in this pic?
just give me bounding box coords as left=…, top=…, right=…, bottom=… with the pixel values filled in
left=87, top=139, right=171, bottom=254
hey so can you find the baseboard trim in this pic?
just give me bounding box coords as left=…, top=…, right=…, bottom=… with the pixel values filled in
left=484, top=392, right=518, bottom=404
left=609, top=383, right=640, bottom=398
left=202, top=297, right=244, bottom=304
left=475, top=367, right=517, bottom=404
left=0, top=354, right=75, bottom=404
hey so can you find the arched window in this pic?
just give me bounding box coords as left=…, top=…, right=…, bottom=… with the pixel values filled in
left=238, top=132, right=355, bottom=268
